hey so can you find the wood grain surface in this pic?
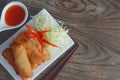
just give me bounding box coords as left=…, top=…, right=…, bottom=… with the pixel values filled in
left=1, top=0, right=120, bottom=80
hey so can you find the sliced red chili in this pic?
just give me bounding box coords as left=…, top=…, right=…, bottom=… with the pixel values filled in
left=25, top=24, right=58, bottom=54
left=25, top=24, right=37, bottom=34
left=43, top=39, right=58, bottom=47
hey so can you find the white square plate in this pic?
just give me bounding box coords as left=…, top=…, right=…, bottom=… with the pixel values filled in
left=0, top=9, right=74, bottom=80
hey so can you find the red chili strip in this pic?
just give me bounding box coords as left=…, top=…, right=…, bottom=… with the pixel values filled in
left=43, top=39, right=58, bottom=47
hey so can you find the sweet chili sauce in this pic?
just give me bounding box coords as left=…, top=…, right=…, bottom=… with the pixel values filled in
left=5, top=5, right=25, bottom=26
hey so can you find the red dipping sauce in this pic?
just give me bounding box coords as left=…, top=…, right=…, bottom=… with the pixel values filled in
left=5, top=5, right=25, bottom=27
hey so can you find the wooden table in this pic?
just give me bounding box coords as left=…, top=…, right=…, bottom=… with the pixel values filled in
left=1, top=0, right=120, bottom=80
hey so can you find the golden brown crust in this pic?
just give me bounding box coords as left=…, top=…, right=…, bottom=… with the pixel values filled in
left=2, top=31, right=51, bottom=80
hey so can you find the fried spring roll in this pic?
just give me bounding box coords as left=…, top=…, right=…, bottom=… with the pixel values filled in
left=13, top=32, right=44, bottom=70
left=13, top=32, right=50, bottom=70
left=23, top=40, right=44, bottom=69
left=2, top=48, right=19, bottom=74
left=11, top=43, right=32, bottom=80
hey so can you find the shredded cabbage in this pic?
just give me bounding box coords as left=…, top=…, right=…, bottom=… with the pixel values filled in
left=35, top=14, right=69, bottom=53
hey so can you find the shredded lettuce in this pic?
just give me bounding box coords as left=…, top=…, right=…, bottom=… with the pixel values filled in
left=35, top=14, right=69, bottom=53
